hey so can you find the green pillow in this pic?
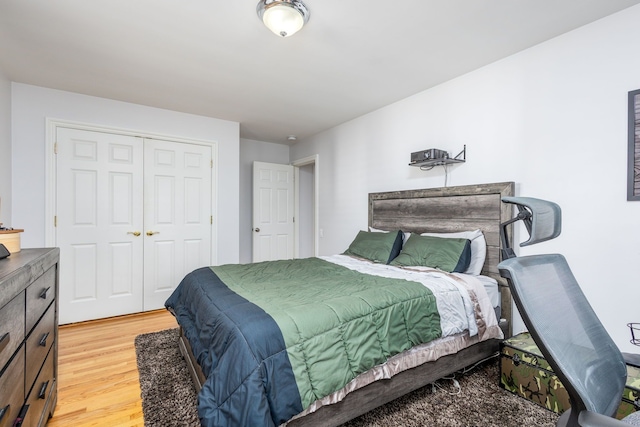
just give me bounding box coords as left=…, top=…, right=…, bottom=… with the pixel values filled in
left=390, top=234, right=471, bottom=273
left=343, top=230, right=403, bottom=264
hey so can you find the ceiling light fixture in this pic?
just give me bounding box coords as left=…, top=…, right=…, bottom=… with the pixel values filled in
left=256, top=0, right=310, bottom=38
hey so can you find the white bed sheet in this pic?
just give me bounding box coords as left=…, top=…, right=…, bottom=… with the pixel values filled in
left=474, top=274, right=499, bottom=309
left=320, top=254, right=499, bottom=338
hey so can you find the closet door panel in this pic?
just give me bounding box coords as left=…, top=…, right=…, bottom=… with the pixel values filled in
left=56, top=128, right=144, bottom=324
left=143, top=139, right=212, bottom=311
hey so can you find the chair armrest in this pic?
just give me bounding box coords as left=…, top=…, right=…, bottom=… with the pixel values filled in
left=579, top=411, right=632, bottom=427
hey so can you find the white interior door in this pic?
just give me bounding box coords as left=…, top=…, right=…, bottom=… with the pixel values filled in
left=252, top=161, right=294, bottom=262
left=143, top=139, right=212, bottom=310
left=56, top=127, right=144, bottom=324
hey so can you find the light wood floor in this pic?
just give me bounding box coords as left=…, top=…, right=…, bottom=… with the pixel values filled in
left=47, top=310, right=178, bottom=427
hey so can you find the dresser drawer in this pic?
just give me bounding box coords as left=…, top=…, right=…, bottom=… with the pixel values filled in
left=0, top=293, right=25, bottom=372
left=25, top=267, right=55, bottom=334
left=25, top=304, right=54, bottom=394
left=23, top=347, right=54, bottom=427
left=0, top=350, right=25, bottom=427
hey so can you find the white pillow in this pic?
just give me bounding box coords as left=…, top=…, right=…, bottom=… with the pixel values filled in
left=369, top=226, right=411, bottom=244
left=420, top=229, right=486, bottom=276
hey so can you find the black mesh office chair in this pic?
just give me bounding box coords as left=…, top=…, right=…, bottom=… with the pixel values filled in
left=497, top=196, right=640, bottom=427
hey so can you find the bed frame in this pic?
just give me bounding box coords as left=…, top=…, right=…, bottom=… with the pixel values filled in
left=177, top=181, right=515, bottom=427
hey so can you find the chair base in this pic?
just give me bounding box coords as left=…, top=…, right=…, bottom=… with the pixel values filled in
left=558, top=408, right=640, bottom=427
left=557, top=409, right=576, bottom=427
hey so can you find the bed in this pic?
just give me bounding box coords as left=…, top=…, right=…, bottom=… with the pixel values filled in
left=166, top=181, right=515, bottom=427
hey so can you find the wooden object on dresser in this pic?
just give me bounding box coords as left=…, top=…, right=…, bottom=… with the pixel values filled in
left=0, top=248, right=59, bottom=427
left=0, top=229, right=24, bottom=254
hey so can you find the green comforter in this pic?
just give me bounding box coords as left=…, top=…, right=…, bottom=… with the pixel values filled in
left=214, top=257, right=442, bottom=408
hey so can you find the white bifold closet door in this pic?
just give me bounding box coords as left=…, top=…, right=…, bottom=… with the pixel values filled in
left=56, top=127, right=212, bottom=324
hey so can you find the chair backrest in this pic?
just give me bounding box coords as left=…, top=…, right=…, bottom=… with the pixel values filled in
left=499, top=197, right=630, bottom=425
left=499, top=253, right=627, bottom=420
left=502, top=196, right=562, bottom=247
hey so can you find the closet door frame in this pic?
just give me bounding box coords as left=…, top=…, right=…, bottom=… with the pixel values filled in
left=44, top=119, right=219, bottom=267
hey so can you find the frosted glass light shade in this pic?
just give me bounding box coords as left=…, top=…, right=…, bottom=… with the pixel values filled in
left=263, top=5, right=303, bottom=37
left=257, top=0, right=310, bottom=38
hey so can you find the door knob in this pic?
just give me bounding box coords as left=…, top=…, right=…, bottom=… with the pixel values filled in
left=146, top=231, right=159, bottom=236
left=254, top=228, right=260, bottom=232
left=127, top=231, right=141, bottom=237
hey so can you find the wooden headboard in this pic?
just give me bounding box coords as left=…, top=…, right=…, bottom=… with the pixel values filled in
left=369, top=182, right=515, bottom=328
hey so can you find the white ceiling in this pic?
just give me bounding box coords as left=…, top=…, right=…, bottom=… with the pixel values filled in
left=1, top=0, right=639, bottom=144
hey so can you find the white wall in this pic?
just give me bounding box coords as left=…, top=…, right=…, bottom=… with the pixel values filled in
left=0, top=71, right=11, bottom=226
left=239, top=138, right=290, bottom=263
left=12, top=83, right=241, bottom=265
left=291, top=5, right=640, bottom=352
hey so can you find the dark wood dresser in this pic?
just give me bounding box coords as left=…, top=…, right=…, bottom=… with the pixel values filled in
left=0, top=248, right=59, bottom=427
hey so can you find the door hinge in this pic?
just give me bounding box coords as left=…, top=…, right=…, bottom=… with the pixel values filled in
left=210, top=159, right=213, bottom=168
left=54, top=216, right=57, bottom=227
left=54, top=142, right=58, bottom=154
left=210, top=215, right=213, bottom=224
left=293, top=216, right=295, bottom=223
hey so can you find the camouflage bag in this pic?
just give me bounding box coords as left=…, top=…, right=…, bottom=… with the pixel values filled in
left=619, top=364, right=640, bottom=419
left=499, top=332, right=640, bottom=418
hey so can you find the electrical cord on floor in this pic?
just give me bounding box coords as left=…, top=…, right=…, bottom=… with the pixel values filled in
left=457, top=352, right=500, bottom=375
left=431, top=377, right=461, bottom=395
left=429, top=352, right=500, bottom=396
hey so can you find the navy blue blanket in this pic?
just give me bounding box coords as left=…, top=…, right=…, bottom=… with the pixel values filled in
left=166, top=267, right=303, bottom=426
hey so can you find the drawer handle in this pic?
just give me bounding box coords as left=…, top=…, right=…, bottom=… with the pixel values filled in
left=0, top=332, right=9, bottom=354
left=38, top=381, right=50, bottom=399
left=38, top=332, right=50, bottom=347
left=0, top=404, right=8, bottom=422
left=13, top=404, right=29, bottom=427
left=39, top=287, right=51, bottom=299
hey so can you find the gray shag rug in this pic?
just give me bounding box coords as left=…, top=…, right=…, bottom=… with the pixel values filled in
left=135, top=328, right=200, bottom=426
left=135, top=328, right=559, bottom=427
